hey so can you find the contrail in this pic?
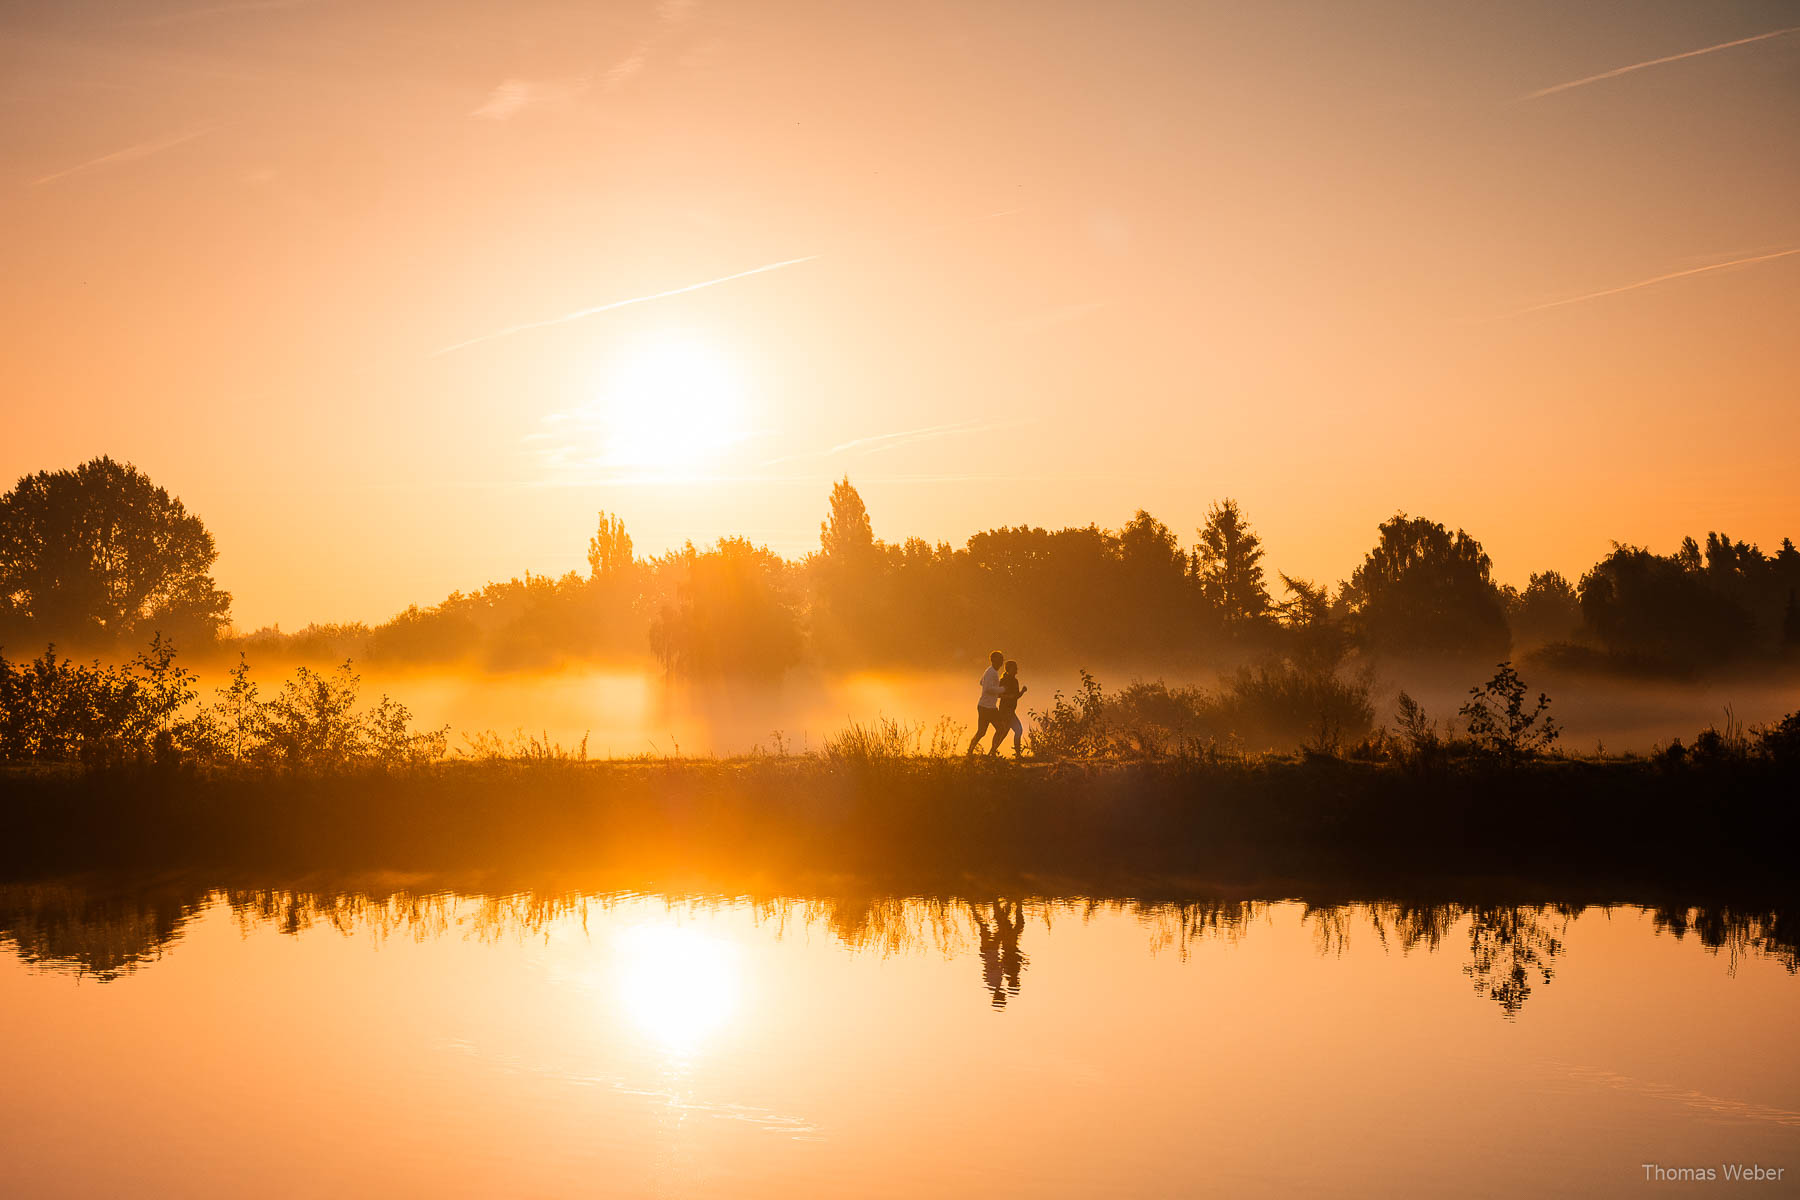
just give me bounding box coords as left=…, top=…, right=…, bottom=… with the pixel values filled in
left=1516, top=25, right=1799, bottom=101
left=827, top=420, right=992, bottom=457
left=32, top=126, right=216, bottom=185
left=123, top=0, right=311, bottom=28
left=428, top=255, right=819, bottom=357
left=760, top=418, right=1027, bottom=468
left=1503, top=246, right=1800, bottom=317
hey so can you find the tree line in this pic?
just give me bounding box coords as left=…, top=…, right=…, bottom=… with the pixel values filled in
left=3, top=457, right=1797, bottom=678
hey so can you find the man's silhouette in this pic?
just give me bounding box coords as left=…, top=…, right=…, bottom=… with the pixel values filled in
left=966, top=650, right=1007, bottom=754
left=988, top=659, right=1027, bottom=756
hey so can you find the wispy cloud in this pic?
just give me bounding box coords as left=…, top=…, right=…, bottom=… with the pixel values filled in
left=31, top=124, right=218, bottom=185
left=1500, top=246, right=1800, bottom=318
left=429, top=255, right=819, bottom=357
left=761, top=419, right=1030, bottom=468
left=1515, top=25, right=1800, bottom=102
left=426, top=204, right=1023, bottom=359
left=471, top=76, right=590, bottom=120
left=603, top=0, right=700, bottom=92
left=122, top=0, right=310, bottom=28
left=603, top=48, right=651, bottom=91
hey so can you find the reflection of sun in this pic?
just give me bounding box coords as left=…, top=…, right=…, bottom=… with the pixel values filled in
left=599, top=333, right=747, bottom=473
left=615, top=922, right=740, bottom=1057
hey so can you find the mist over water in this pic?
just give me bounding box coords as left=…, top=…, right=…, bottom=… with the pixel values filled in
left=250, top=662, right=1799, bottom=757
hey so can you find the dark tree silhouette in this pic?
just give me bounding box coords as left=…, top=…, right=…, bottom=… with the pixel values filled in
left=1342, top=513, right=1508, bottom=661
left=1194, top=498, right=1271, bottom=626
left=1506, top=570, right=1581, bottom=647
left=1119, top=509, right=1184, bottom=580
left=1578, top=543, right=1755, bottom=667
left=1274, top=574, right=1349, bottom=674
left=0, top=457, right=229, bottom=648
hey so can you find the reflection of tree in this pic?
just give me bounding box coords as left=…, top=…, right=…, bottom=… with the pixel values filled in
left=1367, top=902, right=1459, bottom=954
left=1650, top=906, right=1800, bottom=975
left=1305, top=904, right=1357, bottom=956
left=1144, top=899, right=1263, bottom=960
left=5, top=883, right=1795, bottom=1021
left=1461, top=906, right=1573, bottom=1018
left=0, top=882, right=208, bottom=980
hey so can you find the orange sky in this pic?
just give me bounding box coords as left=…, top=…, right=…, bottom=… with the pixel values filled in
left=4, top=0, right=1797, bottom=629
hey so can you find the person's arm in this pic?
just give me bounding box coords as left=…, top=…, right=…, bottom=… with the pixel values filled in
left=982, top=671, right=1003, bottom=702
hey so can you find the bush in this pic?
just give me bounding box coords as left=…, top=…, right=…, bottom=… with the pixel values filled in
left=253, top=662, right=447, bottom=772
left=1458, top=662, right=1559, bottom=763
left=1028, top=664, right=1375, bottom=758
left=0, top=636, right=196, bottom=765
left=1209, top=660, right=1374, bottom=753
left=1393, top=691, right=1441, bottom=767
left=1756, top=711, right=1800, bottom=765
left=1028, top=670, right=1112, bottom=759
left=0, top=642, right=446, bottom=772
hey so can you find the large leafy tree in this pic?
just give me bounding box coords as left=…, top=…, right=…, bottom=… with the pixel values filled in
left=1342, top=513, right=1508, bottom=661
left=819, top=476, right=875, bottom=562
left=647, top=537, right=802, bottom=677
left=586, top=510, right=634, bottom=578
left=0, top=457, right=230, bottom=647
left=1578, top=543, right=1755, bottom=666
left=1507, top=570, right=1582, bottom=647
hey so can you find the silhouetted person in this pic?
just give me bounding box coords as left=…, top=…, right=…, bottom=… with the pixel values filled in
left=988, top=659, right=1027, bottom=757
left=966, top=650, right=1007, bottom=754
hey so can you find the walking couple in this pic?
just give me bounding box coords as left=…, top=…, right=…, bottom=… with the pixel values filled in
left=966, top=650, right=1028, bottom=757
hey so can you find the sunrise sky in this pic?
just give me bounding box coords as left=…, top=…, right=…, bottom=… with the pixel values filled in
left=4, top=0, right=1797, bottom=629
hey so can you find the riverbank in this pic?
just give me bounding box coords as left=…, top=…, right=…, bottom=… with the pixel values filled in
left=3, top=755, right=1794, bottom=892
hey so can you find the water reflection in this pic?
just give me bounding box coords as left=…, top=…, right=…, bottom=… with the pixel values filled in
left=0, top=878, right=1794, bottom=1019
left=968, top=900, right=1028, bottom=1009
left=614, top=923, right=741, bottom=1057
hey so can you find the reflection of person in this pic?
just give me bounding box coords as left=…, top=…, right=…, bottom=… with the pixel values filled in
left=988, top=659, right=1027, bottom=757
left=965, top=650, right=1007, bottom=754
left=969, top=898, right=1028, bottom=1008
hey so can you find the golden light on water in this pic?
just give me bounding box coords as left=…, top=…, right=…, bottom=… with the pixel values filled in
left=613, top=921, right=742, bottom=1058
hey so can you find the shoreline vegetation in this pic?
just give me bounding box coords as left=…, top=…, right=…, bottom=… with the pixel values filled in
left=3, top=459, right=1796, bottom=901
left=2, top=640, right=1796, bottom=891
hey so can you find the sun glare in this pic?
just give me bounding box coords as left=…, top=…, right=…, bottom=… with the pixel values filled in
left=614, top=922, right=742, bottom=1057
left=596, top=333, right=748, bottom=475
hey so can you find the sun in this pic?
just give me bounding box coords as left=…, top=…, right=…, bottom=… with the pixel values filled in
left=597, top=333, right=748, bottom=474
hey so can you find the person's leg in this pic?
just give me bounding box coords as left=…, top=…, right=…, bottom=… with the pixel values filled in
left=1009, top=713, right=1024, bottom=755
left=988, top=714, right=1008, bottom=754
left=968, top=707, right=993, bottom=753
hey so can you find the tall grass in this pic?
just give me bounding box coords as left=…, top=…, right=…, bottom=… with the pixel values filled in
left=823, top=715, right=965, bottom=763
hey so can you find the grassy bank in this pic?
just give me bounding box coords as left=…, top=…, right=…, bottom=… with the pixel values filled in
left=4, top=753, right=1795, bottom=894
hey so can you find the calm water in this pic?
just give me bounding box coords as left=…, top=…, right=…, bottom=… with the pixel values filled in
left=2, top=884, right=1797, bottom=1197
